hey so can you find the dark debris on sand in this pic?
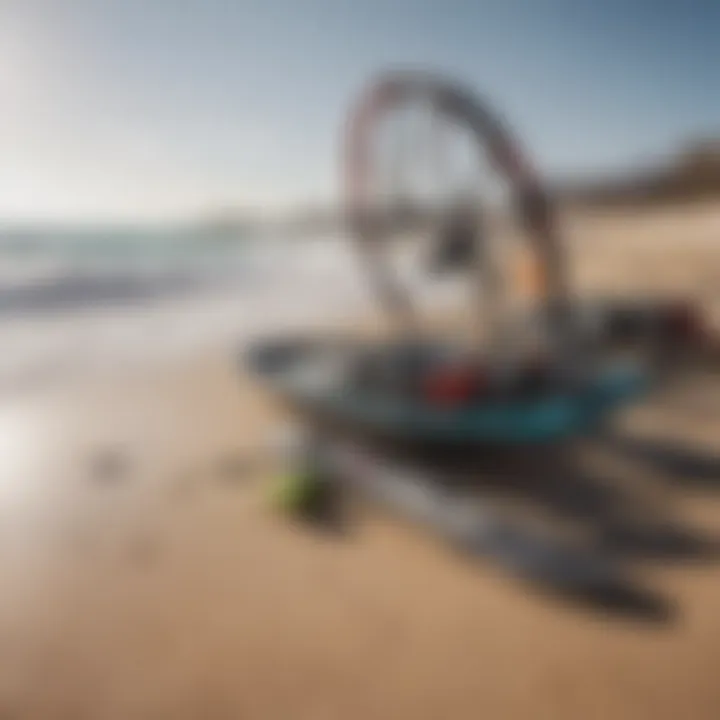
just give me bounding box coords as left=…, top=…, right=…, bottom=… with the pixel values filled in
left=90, top=448, right=131, bottom=484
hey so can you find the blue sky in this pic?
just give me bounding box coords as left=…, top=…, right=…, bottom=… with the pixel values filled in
left=1, top=0, right=718, bottom=221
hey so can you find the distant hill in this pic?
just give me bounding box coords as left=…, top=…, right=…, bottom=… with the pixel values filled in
left=556, top=140, right=720, bottom=208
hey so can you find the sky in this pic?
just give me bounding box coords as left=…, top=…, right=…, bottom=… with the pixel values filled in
left=1, top=0, right=719, bottom=222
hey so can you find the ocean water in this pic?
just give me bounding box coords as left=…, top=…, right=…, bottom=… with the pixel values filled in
left=0, top=227, right=374, bottom=392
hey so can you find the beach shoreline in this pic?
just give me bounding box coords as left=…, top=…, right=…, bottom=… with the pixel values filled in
left=3, top=203, right=720, bottom=717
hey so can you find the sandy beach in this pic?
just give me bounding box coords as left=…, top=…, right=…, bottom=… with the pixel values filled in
left=3, top=204, right=720, bottom=718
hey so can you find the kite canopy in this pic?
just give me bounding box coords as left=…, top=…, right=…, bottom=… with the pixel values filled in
left=342, top=70, right=570, bottom=355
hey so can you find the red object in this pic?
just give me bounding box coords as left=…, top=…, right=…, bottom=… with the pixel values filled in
left=423, top=365, right=486, bottom=406
left=666, top=301, right=705, bottom=344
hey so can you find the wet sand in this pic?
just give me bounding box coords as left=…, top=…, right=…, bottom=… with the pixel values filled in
left=3, top=204, right=720, bottom=718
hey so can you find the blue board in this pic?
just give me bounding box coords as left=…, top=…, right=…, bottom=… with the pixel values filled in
left=247, top=338, right=648, bottom=445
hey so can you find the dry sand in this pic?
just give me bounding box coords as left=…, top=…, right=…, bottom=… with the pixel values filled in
left=3, top=203, right=720, bottom=719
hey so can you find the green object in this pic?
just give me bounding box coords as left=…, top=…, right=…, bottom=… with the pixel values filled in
left=268, top=469, right=323, bottom=515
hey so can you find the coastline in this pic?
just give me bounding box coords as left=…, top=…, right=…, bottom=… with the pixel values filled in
left=3, top=203, right=720, bottom=717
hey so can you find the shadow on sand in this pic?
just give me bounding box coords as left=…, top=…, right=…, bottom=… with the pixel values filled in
left=302, top=434, right=720, bottom=625
left=596, top=430, right=720, bottom=490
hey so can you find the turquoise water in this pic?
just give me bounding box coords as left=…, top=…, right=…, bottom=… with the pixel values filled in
left=0, top=227, right=367, bottom=390
left=0, top=225, right=253, bottom=270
